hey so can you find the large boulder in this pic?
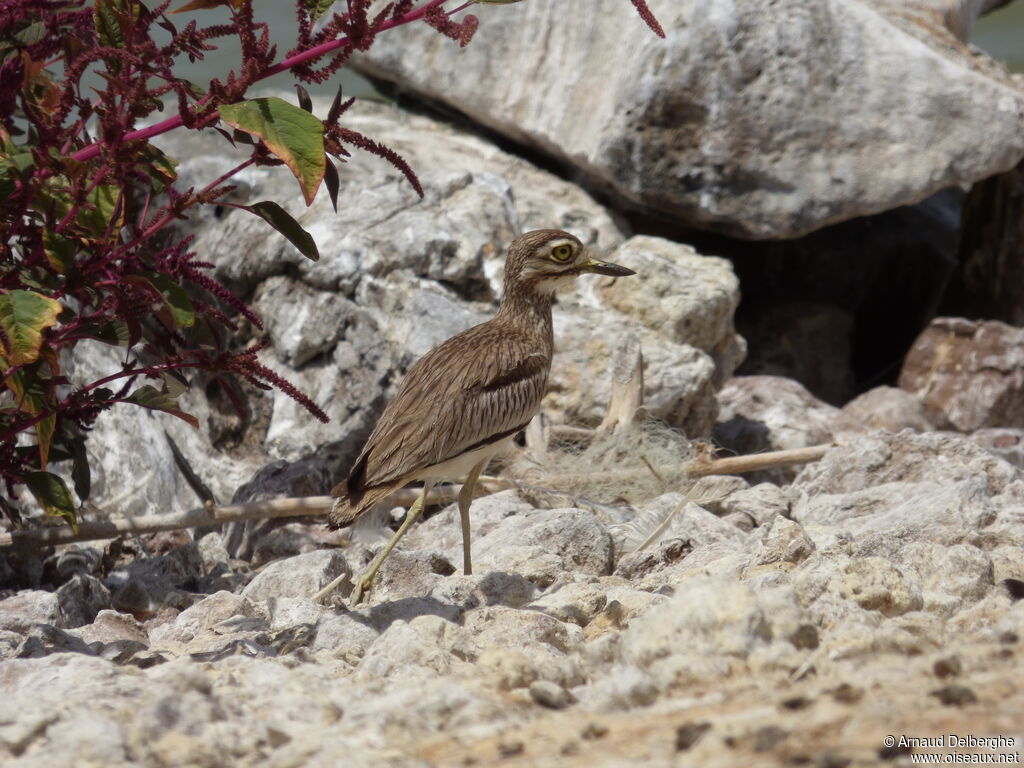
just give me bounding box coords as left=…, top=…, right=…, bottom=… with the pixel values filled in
left=355, top=0, right=1024, bottom=239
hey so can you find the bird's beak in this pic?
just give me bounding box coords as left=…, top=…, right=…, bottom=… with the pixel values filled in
left=581, top=255, right=635, bottom=277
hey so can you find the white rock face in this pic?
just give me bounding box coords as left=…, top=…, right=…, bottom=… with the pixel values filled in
left=357, top=0, right=1024, bottom=239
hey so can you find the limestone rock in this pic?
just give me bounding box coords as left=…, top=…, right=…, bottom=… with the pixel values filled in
left=241, top=550, right=351, bottom=607
left=899, top=318, right=1024, bottom=431
left=971, top=427, right=1024, bottom=470
left=469, top=508, right=614, bottom=588
left=713, top=376, right=848, bottom=482
left=841, top=386, right=934, bottom=433
left=356, top=0, right=1024, bottom=238
left=0, top=590, right=61, bottom=634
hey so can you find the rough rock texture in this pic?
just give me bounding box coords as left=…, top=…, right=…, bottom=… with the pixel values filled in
left=899, top=318, right=1024, bottom=431
left=841, top=385, right=934, bottom=433
left=3, top=428, right=1024, bottom=766
left=712, top=376, right=856, bottom=483
left=357, top=0, right=1024, bottom=238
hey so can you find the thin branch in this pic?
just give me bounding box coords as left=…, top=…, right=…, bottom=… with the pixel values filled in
left=0, top=446, right=831, bottom=549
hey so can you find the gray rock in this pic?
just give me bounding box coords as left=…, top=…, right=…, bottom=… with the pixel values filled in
left=795, top=430, right=1020, bottom=496
left=15, top=624, right=97, bottom=659
left=240, top=550, right=350, bottom=609
left=750, top=517, right=816, bottom=566
left=470, top=508, right=614, bottom=588
left=356, top=0, right=1024, bottom=239
left=841, top=386, right=933, bottom=433
left=529, top=680, right=576, bottom=710
left=71, top=610, right=149, bottom=646
left=971, top=428, right=1024, bottom=471
left=55, top=574, right=111, bottom=629
left=713, top=376, right=846, bottom=483
left=614, top=576, right=815, bottom=687
left=717, top=483, right=791, bottom=527
left=0, top=590, right=61, bottom=634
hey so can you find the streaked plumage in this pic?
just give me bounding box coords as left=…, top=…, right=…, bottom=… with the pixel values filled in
left=319, top=229, right=634, bottom=603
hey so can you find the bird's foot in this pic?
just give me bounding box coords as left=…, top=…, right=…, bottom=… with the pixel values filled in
left=349, top=572, right=374, bottom=605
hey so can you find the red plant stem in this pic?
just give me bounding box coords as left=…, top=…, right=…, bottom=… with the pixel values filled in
left=97, top=156, right=256, bottom=270
left=68, top=0, right=450, bottom=164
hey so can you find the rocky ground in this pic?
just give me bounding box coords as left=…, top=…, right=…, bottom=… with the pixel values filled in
left=5, top=0, right=1024, bottom=765
left=2, top=424, right=1024, bottom=767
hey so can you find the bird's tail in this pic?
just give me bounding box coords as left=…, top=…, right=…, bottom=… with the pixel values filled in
left=327, top=482, right=400, bottom=528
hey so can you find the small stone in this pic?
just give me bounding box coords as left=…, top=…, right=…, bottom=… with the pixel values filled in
left=753, top=726, right=789, bottom=752
left=581, top=723, right=608, bottom=740
left=930, top=685, right=978, bottom=707
left=933, top=656, right=962, bottom=678
left=829, top=684, right=864, bottom=704
left=497, top=741, right=524, bottom=758
left=780, top=696, right=813, bottom=710
left=560, top=741, right=579, bottom=756
left=528, top=680, right=575, bottom=710
left=675, top=722, right=711, bottom=751
left=98, top=639, right=149, bottom=664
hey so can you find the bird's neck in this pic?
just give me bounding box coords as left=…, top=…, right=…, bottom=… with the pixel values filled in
left=495, top=281, right=555, bottom=352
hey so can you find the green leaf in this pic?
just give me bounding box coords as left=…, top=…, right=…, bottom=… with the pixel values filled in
left=36, top=413, right=56, bottom=468
left=219, top=97, right=326, bottom=205
left=76, top=319, right=130, bottom=346
left=127, top=385, right=200, bottom=429
left=93, top=0, right=135, bottom=50
left=305, top=0, right=334, bottom=21
left=78, top=184, right=122, bottom=237
left=125, top=272, right=195, bottom=328
left=71, top=438, right=91, bottom=502
left=25, top=471, right=78, bottom=529
left=0, top=289, right=62, bottom=366
left=14, top=21, right=47, bottom=46
left=43, top=231, right=76, bottom=274
left=245, top=201, right=319, bottom=261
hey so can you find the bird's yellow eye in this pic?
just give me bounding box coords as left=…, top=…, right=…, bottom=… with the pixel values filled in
left=551, top=244, right=573, bottom=262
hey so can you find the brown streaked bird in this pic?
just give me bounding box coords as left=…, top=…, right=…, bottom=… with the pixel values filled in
left=314, top=229, right=635, bottom=604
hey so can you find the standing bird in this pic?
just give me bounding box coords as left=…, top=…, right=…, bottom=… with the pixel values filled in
left=315, top=229, right=635, bottom=604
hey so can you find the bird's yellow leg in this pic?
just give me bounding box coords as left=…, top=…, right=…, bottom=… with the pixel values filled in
left=458, top=460, right=488, bottom=576
left=344, top=481, right=434, bottom=605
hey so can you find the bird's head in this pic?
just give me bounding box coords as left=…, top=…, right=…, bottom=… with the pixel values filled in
left=502, top=229, right=635, bottom=296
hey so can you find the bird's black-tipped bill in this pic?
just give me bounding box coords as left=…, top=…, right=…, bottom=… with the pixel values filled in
left=583, top=257, right=635, bottom=277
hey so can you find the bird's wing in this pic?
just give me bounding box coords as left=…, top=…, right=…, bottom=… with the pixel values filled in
left=338, top=324, right=549, bottom=500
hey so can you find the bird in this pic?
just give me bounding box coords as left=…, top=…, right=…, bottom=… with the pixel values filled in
left=314, top=229, right=635, bottom=604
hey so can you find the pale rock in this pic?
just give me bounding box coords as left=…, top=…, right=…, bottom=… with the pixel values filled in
left=795, top=430, right=1020, bottom=496
left=356, top=615, right=476, bottom=682
left=597, top=236, right=745, bottom=385
left=826, top=556, right=924, bottom=617
left=617, top=577, right=814, bottom=687
left=252, top=275, right=357, bottom=367
left=717, top=483, right=791, bottom=527
left=241, top=550, right=351, bottom=607
left=428, top=571, right=539, bottom=612
left=358, top=0, right=1024, bottom=238
left=750, top=517, right=816, bottom=566
left=971, top=427, right=1024, bottom=470
left=841, top=386, right=933, bottom=433
left=71, top=610, right=149, bottom=646
left=267, top=597, right=324, bottom=632
left=148, top=591, right=255, bottom=648
left=889, top=542, right=995, bottom=616
left=310, top=610, right=381, bottom=664
left=550, top=306, right=720, bottom=435
left=0, top=590, right=61, bottom=634
left=527, top=582, right=609, bottom=627
left=793, top=481, right=998, bottom=546
left=470, top=508, right=614, bottom=588
left=714, top=376, right=844, bottom=482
